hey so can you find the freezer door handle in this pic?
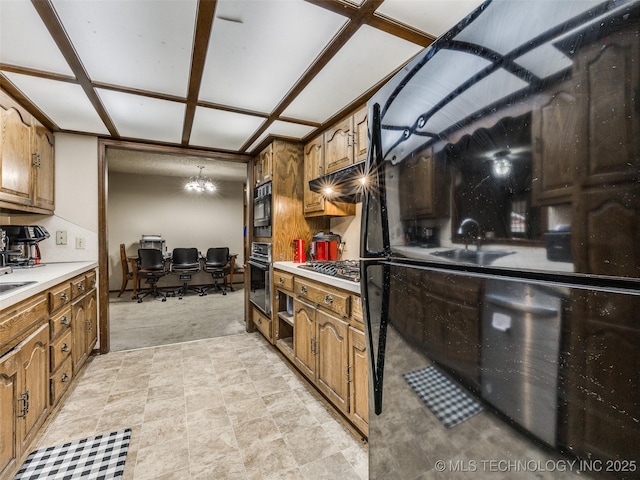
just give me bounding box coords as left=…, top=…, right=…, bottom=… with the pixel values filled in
left=485, top=294, right=559, bottom=317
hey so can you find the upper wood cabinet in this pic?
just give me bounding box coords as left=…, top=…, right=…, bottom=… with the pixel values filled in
left=324, top=105, right=367, bottom=174
left=303, top=136, right=325, bottom=215
left=254, top=143, right=273, bottom=187
left=0, top=90, right=55, bottom=214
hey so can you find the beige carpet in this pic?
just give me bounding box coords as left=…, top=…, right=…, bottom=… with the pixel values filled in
left=108, top=285, right=246, bottom=351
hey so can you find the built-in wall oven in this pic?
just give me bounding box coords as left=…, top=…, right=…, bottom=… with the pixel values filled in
left=253, top=182, right=272, bottom=238
left=248, top=242, right=272, bottom=316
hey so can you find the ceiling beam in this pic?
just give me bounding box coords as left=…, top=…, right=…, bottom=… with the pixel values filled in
left=181, top=0, right=218, bottom=146
left=241, top=0, right=384, bottom=152
left=30, top=0, right=119, bottom=137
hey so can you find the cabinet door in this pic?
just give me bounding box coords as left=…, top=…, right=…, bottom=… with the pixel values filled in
left=72, top=297, right=88, bottom=373
left=85, top=290, right=98, bottom=354
left=353, top=106, right=368, bottom=163
left=0, top=348, right=19, bottom=479
left=0, top=105, right=33, bottom=206
left=348, top=326, right=368, bottom=434
left=324, top=117, right=354, bottom=174
left=315, top=310, right=349, bottom=413
left=531, top=87, right=585, bottom=205
left=33, top=126, right=54, bottom=211
left=293, top=298, right=316, bottom=381
left=303, top=136, right=325, bottom=214
left=18, top=324, right=49, bottom=453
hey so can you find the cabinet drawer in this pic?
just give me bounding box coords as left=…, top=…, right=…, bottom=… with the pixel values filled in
left=274, top=271, right=294, bottom=291
left=50, top=328, right=72, bottom=371
left=294, top=278, right=350, bottom=318
left=50, top=356, right=73, bottom=406
left=49, top=283, right=71, bottom=313
left=0, top=294, right=48, bottom=351
left=70, top=276, right=88, bottom=298
left=49, top=306, right=71, bottom=339
left=252, top=308, right=272, bottom=341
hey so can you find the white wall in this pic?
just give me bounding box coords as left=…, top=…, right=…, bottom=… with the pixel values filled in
left=4, top=133, right=100, bottom=263
left=108, top=170, right=245, bottom=291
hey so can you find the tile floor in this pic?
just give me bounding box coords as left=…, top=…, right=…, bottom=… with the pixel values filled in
left=37, top=332, right=369, bottom=480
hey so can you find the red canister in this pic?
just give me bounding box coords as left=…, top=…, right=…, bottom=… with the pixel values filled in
left=293, top=239, right=306, bottom=263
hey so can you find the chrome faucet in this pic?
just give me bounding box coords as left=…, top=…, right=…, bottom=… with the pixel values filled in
left=457, top=218, right=482, bottom=250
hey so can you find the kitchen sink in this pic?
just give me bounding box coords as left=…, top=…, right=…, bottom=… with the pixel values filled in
left=430, top=248, right=514, bottom=266
left=0, top=281, right=37, bottom=295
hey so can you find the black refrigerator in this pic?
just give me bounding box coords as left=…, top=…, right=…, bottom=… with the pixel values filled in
left=359, top=1, right=640, bottom=478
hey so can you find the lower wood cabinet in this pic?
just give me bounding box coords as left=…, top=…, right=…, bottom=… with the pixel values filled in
left=0, top=323, right=49, bottom=480
left=0, top=266, right=97, bottom=480
left=278, top=271, right=367, bottom=437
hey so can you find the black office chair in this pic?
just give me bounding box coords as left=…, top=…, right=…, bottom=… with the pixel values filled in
left=170, top=247, right=204, bottom=299
left=136, top=248, right=168, bottom=302
left=203, top=247, right=232, bottom=295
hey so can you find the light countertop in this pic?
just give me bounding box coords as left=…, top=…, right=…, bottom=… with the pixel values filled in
left=0, top=261, right=98, bottom=311
left=273, top=261, right=361, bottom=295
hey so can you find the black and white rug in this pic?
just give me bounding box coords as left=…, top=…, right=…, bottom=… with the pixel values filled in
left=14, top=428, right=131, bottom=480
left=404, top=366, right=483, bottom=428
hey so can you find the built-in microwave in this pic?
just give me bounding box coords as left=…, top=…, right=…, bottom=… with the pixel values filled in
left=253, top=182, right=272, bottom=237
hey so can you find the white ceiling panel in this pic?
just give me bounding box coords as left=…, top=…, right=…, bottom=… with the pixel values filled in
left=376, top=0, right=485, bottom=38
left=191, top=106, right=266, bottom=151
left=200, top=0, right=346, bottom=114
left=97, top=89, right=185, bottom=143
left=247, top=120, right=316, bottom=152
left=282, top=25, right=422, bottom=123
left=2, top=72, right=109, bottom=134
left=0, top=0, right=73, bottom=75
left=51, top=0, right=197, bottom=96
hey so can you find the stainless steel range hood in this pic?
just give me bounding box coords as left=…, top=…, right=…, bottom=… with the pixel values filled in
left=308, top=162, right=366, bottom=203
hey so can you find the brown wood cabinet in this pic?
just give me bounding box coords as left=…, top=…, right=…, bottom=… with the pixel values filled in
left=254, top=143, right=273, bottom=187
left=0, top=267, right=97, bottom=480
left=324, top=105, right=367, bottom=175
left=0, top=90, right=55, bottom=214
left=0, top=323, right=49, bottom=480
left=280, top=270, right=367, bottom=436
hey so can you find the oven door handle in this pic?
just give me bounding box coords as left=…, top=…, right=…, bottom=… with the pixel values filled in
left=248, top=260, right=270, bottom=271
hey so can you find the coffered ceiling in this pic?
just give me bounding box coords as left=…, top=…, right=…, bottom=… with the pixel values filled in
left=0, top=0, right=484, bottom=164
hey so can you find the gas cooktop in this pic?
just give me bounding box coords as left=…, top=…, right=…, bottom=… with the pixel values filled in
left=297, top=260, right=360, bottom=283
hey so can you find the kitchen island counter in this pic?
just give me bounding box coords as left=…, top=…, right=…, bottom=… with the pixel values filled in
left=0, top=261, right=98, bottom=310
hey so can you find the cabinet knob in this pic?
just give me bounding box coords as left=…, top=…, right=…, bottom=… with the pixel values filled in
left=61, top=373, right=69, bottom=383
left=77, top=283, right=84, bottom=291
left=279, top=277, right=284, bottom=284
left=300, top=285, right=307, bottom=294
left=61, top=343, right=70, bottom=353
left=60, top=292, right=68, bottom=302
left=61, top=316, right=70, bottom=326
left=324, top=294, right=333, bottom=305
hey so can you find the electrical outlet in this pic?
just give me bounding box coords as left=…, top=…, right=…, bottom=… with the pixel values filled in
left=75, top=237, right=85, bottom=249
left=56, top=230, right=67, bottom=245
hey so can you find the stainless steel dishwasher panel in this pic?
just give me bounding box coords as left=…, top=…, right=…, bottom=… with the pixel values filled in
left=481, top=279, right=563, bottom=447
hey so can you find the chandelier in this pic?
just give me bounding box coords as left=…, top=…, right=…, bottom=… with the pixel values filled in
left=184, top=165, right=216, bottom=192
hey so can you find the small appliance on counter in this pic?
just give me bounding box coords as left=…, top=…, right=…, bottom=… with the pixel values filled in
left=293, top=239, right=305, bottom=263
left=140, top=234, right=167, bottom=256
left=310, top=232, right=341, bottom=261
left=0, top=228, right=12, bottom=275
left=1, top=225, right=50, bottom=268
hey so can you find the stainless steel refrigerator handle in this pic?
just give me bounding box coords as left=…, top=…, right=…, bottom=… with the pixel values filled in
left=485, top=294, right=560, bottom=317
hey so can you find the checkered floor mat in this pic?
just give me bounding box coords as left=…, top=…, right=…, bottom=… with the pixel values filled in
left=404, top=366, right=483, bottom=428
left=14, top=428, right=131, bottom=480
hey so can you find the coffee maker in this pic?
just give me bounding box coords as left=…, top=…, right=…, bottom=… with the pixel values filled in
left=1, top=225, right=50, bottom=268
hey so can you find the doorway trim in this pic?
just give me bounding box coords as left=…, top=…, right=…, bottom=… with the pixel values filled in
left=97, top=138, right=251, bottom=354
